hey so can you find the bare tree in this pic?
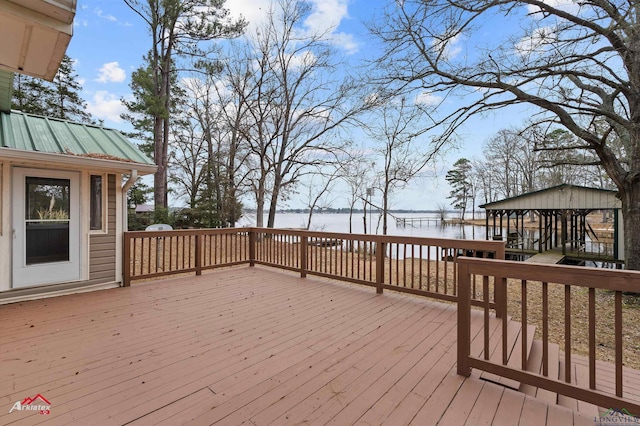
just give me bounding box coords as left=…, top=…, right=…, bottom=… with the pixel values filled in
left=238, top=0, right=371, bottom=228
left=365, top=96, right=444, bottom=234
left=301, top=165, right=342, bottom=230
left=169, top=117, right=207, bottom=208
left=372, top=0, right=640, bottom=269
left=342, top=154, right=373, bottom=236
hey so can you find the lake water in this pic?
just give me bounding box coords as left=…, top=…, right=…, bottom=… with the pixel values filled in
left=238, top=212, right=490, bottom=241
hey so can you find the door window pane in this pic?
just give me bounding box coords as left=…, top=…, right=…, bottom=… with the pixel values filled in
left=25, top=177, right=70, bottom=264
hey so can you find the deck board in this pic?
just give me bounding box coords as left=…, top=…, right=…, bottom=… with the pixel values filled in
left=0, top=266, right=595, bottom=425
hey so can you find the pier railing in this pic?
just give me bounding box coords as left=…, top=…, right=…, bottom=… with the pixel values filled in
left=124, top=227, right=506, bottom=311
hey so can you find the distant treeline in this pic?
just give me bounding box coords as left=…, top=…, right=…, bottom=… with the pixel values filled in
left=243, top=208, right=457, bottom=214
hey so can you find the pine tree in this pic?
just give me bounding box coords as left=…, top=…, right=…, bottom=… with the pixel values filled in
left=12, top=55, right=96, bottom=124
left=446, top=158, right=472, bottom=220
left=123, top=0, right=246, bottom=209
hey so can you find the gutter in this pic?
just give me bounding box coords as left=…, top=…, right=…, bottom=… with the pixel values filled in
left=121, top=169, right=138, bottom=233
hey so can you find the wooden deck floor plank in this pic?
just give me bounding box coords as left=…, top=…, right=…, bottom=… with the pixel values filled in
left=518, top=395, right=549, bottom=426
left=24, top=286, right=397, bottom=425
left=464, top=377, right=504, bottom=426
left=490, top=387, right=526, bottom=426
left=243, top=304, right=456, bottom=426
left=544, top=402, right=574, bottom=425
left=349, top=329, right=459, bottom=425
left=0, top=269, right=314, bottom=354
left=0, top=272, right=392, bottom=422
left=125, top=387, right=217, bottom=425
left=0, top=268, right=277, bottom=337
left=345, top=310, right=493, bottom=426
left=112, top=293, right=428, bottom=425
left=1, top=273, right=365, bottom=401
left=378, top=311, right=494, bottom=426
left=407, top=371, right=467, bottom=425
left=435, top=375, right=485, bottom=425
left=315, top=308, right=460, bottom=425
left=180, top=294, right=430, bottom=425
left=0, top=275, right=312, bottom=381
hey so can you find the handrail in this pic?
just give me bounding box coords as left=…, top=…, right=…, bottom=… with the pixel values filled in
left=123, top=227, right=506, bottom=312
left=457, top=257, right=640, bottom=415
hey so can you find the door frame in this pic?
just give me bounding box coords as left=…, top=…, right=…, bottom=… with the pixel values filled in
left=12, top=167, right=81, bottom=288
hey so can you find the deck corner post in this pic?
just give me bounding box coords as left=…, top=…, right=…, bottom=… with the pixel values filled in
left=457, top=260, right=472, bottom=377
left=249, top=229, right=256, bottom=267
left=195, top=233, right=202, bottom=276
left=376, top=240, right=385, bottom=294
left=123, top=232, right=131, bottom=287
left=300, top=235, right=308, bottom=278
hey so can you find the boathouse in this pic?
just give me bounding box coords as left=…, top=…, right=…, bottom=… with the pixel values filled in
left=480, top=184, right=623, bottom=265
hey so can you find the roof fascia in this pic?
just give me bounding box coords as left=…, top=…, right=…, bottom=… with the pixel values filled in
left=0, top=147, right=157, bottom=175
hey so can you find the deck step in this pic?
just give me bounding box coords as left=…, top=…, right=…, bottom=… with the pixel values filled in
left=480, top=319, right=536, bottom=390
left=557, top=355, right=600, bottom=417
left=519, top=339, right=560, bottom=405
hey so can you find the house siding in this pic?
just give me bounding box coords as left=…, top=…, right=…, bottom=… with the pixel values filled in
left=89, top=174, right=116, bottom=282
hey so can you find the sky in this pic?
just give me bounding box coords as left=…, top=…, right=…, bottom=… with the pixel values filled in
left=64, top=0, right=532, bottom=211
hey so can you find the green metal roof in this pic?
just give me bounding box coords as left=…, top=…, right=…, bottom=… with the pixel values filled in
left=0, top=110, right=154, bottom=166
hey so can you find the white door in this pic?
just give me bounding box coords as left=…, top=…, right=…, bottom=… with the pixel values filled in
left=12, top=168, right=81, bottom=288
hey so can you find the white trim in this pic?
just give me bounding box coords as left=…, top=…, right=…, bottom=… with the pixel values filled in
left=0, top=147, right=156, bottom=175
left=12, top=167, right=81, bottom=287
left=0, top=282, right=120, bottom=306
left=115, top=174, right=123, bottom=284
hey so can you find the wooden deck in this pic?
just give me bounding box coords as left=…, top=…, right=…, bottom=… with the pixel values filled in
left=0, top=266, right=595, bottom=425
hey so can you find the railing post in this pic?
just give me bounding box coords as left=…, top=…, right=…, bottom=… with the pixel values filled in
left=376, top=241, right=384, bottom=294
left=123, top=232, right=131, bottom=287
left=195, top=233, right=202, bottom=276
left=249, top=230, right=256, bottom=267
left=457, top=260, right=471, bottom=377
left=300, top=235, right=308, bottom=278
left=494, top=242, right=506, bottom=318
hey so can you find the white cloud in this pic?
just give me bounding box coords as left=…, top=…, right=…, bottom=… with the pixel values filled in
left=86, top=91, right=126, bottom=123
left=515, top=26, right=557, bottom=56
left=225, top=0, right=272, bottom=30
left=304, top=0, right=349, bottom=34
left=527, top=0, right=579, bottom=15
left=95, top=8, right=117, bottom=22
left=227, top=0, right=359, bottom=54
left=431, top=34, right=463, bottom=61
left=415, top=91, right=442, bottom=106
left=96, top=62, right=126, bottom=83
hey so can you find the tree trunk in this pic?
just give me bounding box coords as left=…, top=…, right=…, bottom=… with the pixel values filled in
left=620, top=188, right=640, bottom=270
left=255, top=186, right=264, bottom=228
left=266, top=174, right=283, bottom=228
left=153, top=114, right=165, bottom=209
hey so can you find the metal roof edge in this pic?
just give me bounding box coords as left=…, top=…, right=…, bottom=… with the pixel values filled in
left=0, top=146, right=157, bottom=174
left=479, top=183, right=618, bottom=209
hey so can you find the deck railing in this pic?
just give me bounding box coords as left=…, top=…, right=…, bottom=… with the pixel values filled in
left=123, top=227, right=506, bottom=311
left=457, top=257, right=640, bottom=414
